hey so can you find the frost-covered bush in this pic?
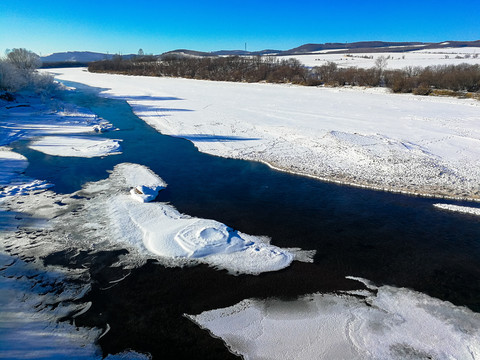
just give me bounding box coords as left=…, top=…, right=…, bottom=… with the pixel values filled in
left=0, top=48, right=56, bottom=93
left=6, top=48, right=42, bottom=71
left=30, top=72, right=56, bottom=93
left=0, top=60, right=26, bottom=91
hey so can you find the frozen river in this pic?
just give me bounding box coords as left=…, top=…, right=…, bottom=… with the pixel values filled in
left=3, top=81, right=480, bottom=359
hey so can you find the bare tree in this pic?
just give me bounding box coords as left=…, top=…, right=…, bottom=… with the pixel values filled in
left=374, top=55, right=388, bottom=72
left=6, top=48, right=42, bottom=71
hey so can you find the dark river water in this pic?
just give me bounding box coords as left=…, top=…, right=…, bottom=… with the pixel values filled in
left=11, top=82, right=480, bottom=359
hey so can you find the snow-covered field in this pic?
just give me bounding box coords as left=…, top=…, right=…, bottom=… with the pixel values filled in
left=279, top=47, right=480, bottom=69
left=48, top=67, right=480, bottom=201
left=189, top=277, right=480, bottom=360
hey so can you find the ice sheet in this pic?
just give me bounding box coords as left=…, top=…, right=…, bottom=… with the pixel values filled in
left=0, top=147, right=54, bottom=198
left=29, top=135, right=122, bottom=157
left=0, top=147, right=29, bottom=186
left=433, top=203, right=480, bottom=216
left=188, top=277, right=480, bottom=360
left=0, top=253, right=102, bottom=359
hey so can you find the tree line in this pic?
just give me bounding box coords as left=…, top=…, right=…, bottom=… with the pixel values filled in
left=88, top=55, right=480, bottom=95
left=89, top=55, right=308, bottom=83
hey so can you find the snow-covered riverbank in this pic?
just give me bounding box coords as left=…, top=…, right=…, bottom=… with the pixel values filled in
left=47, top=68, right=480, bottom=201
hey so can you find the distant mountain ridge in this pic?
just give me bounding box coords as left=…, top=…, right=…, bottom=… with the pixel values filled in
left=282, top=40, right=480, bottom=55
left=41, top=51, right=135, bottom=63
left=42, top=40, right=480, bottom=63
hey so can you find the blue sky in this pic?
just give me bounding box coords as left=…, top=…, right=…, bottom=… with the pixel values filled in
left=1, top=0, right=479, bottom=56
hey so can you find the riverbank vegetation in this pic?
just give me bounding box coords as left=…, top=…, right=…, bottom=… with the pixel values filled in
left=88, top=55, right=480, bottom=98
left=0, top=48, right=56, bottom=94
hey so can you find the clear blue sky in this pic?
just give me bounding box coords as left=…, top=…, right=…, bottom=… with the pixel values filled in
left=1, top=0, right=479, bottom=56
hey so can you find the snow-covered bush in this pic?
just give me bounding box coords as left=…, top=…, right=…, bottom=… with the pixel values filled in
left=0, top=60, right=26, bottom=91
left=1, top=48, right=56, bottom=93
left=6, top=48, right=42, bottom=71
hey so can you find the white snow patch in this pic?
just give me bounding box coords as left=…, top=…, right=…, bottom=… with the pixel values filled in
left=0, top=92, right=115, bottom=146
left=433, top=203, right=480, bottom=216
left=29, top=135, right=122, bottom=157
left=188, top=277, right=480, bottom=360
left=310, top=48, right=348, bottom=53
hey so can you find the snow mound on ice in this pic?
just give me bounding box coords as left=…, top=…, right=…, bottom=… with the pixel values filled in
left=129, top=185, right=163, bottom=202
left=433, top=203, right=480, bottom=216
left=29, top=136, right=122, bottom=157
left=111, top=163, right=167, bottom=202
left=107, top=194, right=292, bottom=274
left=174, top=220, right=248, bottom=257
left=188, top=277, right=480, bottom=360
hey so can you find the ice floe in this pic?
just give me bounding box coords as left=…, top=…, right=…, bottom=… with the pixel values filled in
left=29, top=135, right=122, bottom=157
left=433, top=203, right=480, bottom=216
left=188, top=277, right=480, bottom=360
left=99, top=163, right=294, bottom=274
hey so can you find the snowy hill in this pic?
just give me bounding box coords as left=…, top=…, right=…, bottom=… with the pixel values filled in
left=41, top=51, right=135, bottom=63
